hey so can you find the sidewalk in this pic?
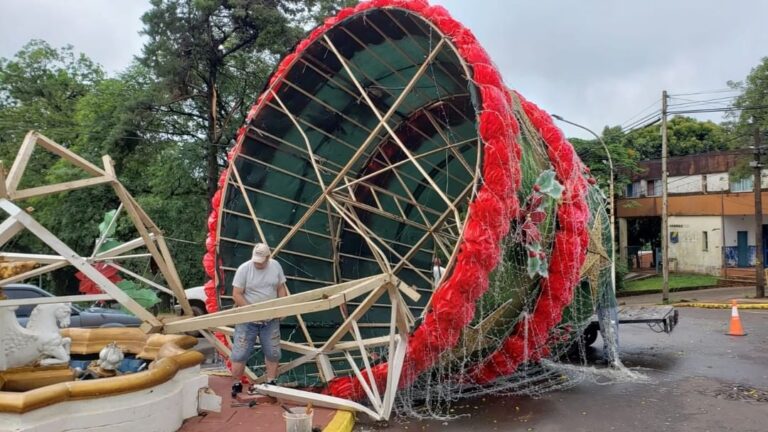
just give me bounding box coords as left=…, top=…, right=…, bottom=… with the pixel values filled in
left=620, top=285, right=768, bottom=307
left=179, top=375, right=354, bottom=432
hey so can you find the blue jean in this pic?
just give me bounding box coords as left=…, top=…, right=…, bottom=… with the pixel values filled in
left=231, top=319, right=281, bottom=363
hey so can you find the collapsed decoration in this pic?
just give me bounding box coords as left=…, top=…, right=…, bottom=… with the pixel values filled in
left=198, top=0, right=605, bottom=417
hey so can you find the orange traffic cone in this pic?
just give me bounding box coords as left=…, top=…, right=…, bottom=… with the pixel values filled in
left=726, top=299, right=747, bottom=336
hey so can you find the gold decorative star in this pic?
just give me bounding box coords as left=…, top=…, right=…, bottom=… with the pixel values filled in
left=580, top=211, right=611, bottom=298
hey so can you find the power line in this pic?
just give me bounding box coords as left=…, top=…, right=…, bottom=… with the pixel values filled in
left=668, top=95, right=740, bottom=108
left=668, top=105, right=768, bottom=115
left=619, top=97, right=661, bottom=128
left=622, top=115, right=661, bottom=134
left=668, top=88, right=741, bottom=97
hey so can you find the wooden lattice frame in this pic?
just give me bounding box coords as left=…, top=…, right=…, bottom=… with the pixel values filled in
left=0, top=131, right=193, bottom=332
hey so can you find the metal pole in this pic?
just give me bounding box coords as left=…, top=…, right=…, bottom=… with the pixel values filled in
left=552, top=114, right=616, bottom=294
left=754, top=127, right=765, bottom=298
left=661, top=91, right=670, bottom=303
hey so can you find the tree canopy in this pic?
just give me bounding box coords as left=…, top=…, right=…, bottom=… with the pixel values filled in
left=0, top=1, right=355, bottom=295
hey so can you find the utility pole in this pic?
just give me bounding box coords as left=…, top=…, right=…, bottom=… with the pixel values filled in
left=661, top=90, right=670, bottom=303
left=754, top=127, right=765, bottom=298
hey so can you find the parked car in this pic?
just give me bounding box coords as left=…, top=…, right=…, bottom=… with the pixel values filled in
left=3, top=284, right=143, bottom=328
left=175, top=285, right=208, bottom=316
left=174, top=285, right=233, bottom=316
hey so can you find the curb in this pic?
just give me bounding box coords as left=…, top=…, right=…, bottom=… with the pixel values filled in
left=617, top=284, right=722, bottom=298
left=673, top=302, right=768, bottom=309
left=323, top=410, right=355, bottom=432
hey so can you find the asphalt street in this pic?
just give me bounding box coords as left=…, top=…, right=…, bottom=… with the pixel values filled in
left=367, top=306, right=768, bottom=432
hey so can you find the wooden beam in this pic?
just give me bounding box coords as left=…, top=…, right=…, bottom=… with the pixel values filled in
left=109, top=263, right=175, bottom=296
left=252, top=384, right=381, bottom=421
left=316, top=353, right=335, bottom=382
left=344, top=350, right=382, bottom=411
left=320, top=282, right=390, bottom=352
left=229, top=163, right=267, bottom=244
left=0, top=217, right=24, bottom=248
left=154, top=234, right=193, bottom=315
left=103, top=156, right=184, bottom=319
left=0, top=252, right=62, bottom=264
left=0, top=294, right=112, bottom=307
left=192, top=274, right=385, bottom=320
left=349, top=320, right=381, bottom=406
left=324, top=36, right=458, bottom=217
left=0, top=199, right=162, bottom=328
left=95, top=236, right=155, bottom=260
left=0, top=261, right=68, bottom=285
left=164, top=275, right=388, bottom=334
left=396, top=280, right=421, bottom=303
left=10, top=176, right=113, bottom=201
left=380, top=334, right=407, bottom=420
left=271, top=32, right=442, bottom=259
left=5, top=131, right=37, bottom=194
left=35, top=132, right=106, bottom=177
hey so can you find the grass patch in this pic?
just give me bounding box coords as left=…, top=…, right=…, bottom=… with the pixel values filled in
left=622, top=273, right=718, bottom=293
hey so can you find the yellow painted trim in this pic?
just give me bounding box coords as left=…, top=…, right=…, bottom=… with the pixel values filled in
left=674, top=302, right=768, bottom=309
left=323, top=410, right=355, bottom=432
left=0, top=350, right=204, bottom=413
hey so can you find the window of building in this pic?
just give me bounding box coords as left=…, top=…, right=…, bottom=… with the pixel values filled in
left=646, top=179, right=662, bottom=197
left=702, top=231, right=708, bottom=251
left=730, top=176, right=753, bottom=192
left=625, top=181, right=641, bottom=198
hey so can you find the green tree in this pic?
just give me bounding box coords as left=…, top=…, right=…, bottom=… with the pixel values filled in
left=0, top=40, right=104, bottom=173
left=571, top=126, right=639, bottom=194
left=729, top=56, right=768, bottom=137
left=139, top=0, right=357, bottom=204
left=622, top=115, right=729, bottom=160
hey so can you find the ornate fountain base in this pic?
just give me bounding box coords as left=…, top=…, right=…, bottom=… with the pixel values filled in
left=0, top=365, right=75, bottom=392
left=0, top=329, right=208, bottom=432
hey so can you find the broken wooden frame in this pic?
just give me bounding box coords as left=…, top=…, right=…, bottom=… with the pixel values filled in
left=0, top=131, right=193, bottom=332
left=168, top=273, right=418, bottom=421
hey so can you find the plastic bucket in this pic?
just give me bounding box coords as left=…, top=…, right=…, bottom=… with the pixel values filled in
left=283, top=407, right=313, bottom=432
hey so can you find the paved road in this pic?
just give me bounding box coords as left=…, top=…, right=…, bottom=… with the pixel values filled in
left=365, top=307, right=768, bottom=432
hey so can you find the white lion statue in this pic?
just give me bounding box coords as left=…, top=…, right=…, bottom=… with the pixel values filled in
left=0, top=303, right=72, bottom=371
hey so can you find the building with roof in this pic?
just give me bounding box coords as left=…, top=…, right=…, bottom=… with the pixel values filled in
left=616, top=149, right=768, bottom=279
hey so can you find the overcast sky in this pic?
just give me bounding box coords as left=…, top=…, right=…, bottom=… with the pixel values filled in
left=1, top=0, right=767, bottom=138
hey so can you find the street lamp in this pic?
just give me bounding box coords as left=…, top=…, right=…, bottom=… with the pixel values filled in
left=551, top=114, right=616, bottom=294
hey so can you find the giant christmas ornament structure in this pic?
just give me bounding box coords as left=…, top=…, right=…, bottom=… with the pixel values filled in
left=164, top=0, right=610, bottom=421
left=0, top=0, right=614, bottom=424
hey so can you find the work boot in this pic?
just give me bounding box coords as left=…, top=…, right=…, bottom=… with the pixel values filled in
left=231, top=381, right=243, bottom=398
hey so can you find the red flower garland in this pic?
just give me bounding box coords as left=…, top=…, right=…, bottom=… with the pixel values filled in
left=202, top=0, right=522, bottom=396
left=467, top=92, right=590, bottom=384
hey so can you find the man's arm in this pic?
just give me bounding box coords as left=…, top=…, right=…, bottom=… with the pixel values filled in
left=277, top=282, right=288, bottom=298
left=233, top=286, right=248, bottom=307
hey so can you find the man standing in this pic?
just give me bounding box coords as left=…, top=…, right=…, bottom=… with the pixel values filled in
left=230, top=243, right=287, bottom=397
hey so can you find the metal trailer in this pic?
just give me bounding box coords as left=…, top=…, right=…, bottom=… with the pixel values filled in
left=582, top=305, right=680, bottom=347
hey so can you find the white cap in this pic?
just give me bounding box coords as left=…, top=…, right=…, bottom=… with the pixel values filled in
left=252, top=243, right=271, bottom=264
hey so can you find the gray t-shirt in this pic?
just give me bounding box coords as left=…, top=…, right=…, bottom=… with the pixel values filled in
left=232, top=259, right=286, bottom=304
